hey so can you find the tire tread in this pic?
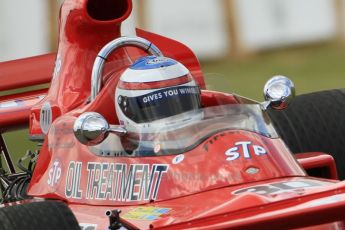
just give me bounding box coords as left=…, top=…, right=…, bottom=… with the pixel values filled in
left=268, top=89, right=345, bottom=179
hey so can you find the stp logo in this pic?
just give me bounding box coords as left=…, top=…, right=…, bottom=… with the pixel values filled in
left=225, top=141, right=267, bottom=161
left=48, top=160, right=62, bottom=189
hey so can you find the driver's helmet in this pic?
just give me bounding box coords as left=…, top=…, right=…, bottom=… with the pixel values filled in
left=115, top=56, right=202, bottom=132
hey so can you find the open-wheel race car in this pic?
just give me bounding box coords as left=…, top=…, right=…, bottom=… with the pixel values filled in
left=1, top=0, right=345, bottom=229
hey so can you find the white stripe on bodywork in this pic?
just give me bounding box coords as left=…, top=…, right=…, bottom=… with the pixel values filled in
left=0, top=101, right=19, bottom=108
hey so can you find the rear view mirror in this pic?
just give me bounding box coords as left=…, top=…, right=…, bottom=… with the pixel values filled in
left=262, top=75, right=295, bottom=110
left=73, top=112, right=127, bottom=146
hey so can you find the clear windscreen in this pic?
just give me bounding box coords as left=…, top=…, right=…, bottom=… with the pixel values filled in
left=89, top=104, right=278, bottom=157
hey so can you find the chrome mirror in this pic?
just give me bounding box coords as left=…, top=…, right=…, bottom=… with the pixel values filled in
left=73, top=112, right=127, bottom=146
left=261, top=75, right=295, bottom=110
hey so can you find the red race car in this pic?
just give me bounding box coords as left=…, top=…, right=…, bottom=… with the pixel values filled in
left=1, top=0, right=345, bottom=229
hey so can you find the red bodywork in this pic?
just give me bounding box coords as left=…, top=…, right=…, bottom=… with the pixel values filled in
left=1, top=0, right=345, bottom=229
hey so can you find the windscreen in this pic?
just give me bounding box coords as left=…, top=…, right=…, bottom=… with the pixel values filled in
left=90, top=104, right=278, bottom=157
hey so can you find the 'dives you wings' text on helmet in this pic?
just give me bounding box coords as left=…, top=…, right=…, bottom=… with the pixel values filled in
left=115, top=56, right=202, bottom=132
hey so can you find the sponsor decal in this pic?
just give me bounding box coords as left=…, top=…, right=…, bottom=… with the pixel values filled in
left=233, top=180, right=321, bottom=196
left=141, top=86, right=199, bottom=104
left=225, top=141, right=267, bottom=161
left=65, top=161, right=83, bottom=199
left=130, top=56, right=177, bottom=70
left=79, top=223, right=97, bottom=230
left=146, top=57, right=171, bottom=65
left=40, top=102, right=52, bottom=134
left=65, top=162, right=169, bottom=202
left=172, top=154, right=184, bottom=164
left=202, top=133, right=227, bottom=151
left=122, top=206, right=171, bottom=221
left=47, top=159, right=62, bottom=191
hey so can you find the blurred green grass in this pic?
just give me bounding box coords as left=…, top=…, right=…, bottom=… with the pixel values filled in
left=201, top=42, right=345, bottom=100
left=2, top=42, right=345, bottom=171
left=2, top=130, right=39, bottom=172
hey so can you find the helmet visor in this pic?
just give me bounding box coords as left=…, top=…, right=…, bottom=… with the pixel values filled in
left=118, top=86, right=201, bottom=124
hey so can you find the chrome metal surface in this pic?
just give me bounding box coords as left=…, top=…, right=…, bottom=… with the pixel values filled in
left=74, top=112, right=127, bottom=145
left=91, top=36, right=163, bottom=101
left=109, top=126, right=127, bottom=136
left=262, top=75, right=295, bottom=110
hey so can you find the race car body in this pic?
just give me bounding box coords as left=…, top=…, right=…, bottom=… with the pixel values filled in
left=0, top=0, right=345, bottom=229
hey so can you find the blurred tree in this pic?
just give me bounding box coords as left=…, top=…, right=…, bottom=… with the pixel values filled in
left=48, top=1, right=60, bottom=51
left=334, top=0, right=345, bottom=43
left=137, top=0, right=147, bottom=29
left=222, top=0, right=248, bottom=57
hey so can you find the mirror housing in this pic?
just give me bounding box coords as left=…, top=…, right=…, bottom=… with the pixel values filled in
left=262, top=75, right=295, bottom=110
left=73, top=112, right=126, bottom=146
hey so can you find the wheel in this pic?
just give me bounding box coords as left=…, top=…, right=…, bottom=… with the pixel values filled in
left=268, top=89, right=345, bottom=180
left=0, top=200, right=80, bottom=230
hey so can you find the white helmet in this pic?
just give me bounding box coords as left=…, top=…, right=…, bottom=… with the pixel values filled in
left=115, top=56, right=202, bottom=133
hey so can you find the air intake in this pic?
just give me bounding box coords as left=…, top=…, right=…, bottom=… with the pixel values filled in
left=87, top=0, right=129, bottom=21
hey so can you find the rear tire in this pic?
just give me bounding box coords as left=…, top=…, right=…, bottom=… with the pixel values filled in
left=0, top=200, right=80, bottom=230
left=268, top=89, right=345, bottom=180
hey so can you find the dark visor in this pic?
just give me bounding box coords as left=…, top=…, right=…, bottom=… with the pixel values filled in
left=118, top=86, right=201, bottom=123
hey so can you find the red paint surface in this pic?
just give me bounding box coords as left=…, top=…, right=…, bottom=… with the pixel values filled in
left=296, top=152, right=338, bottom=180
left=28, top=0, right=132, bottom=137
left=1, top=0, right=345, bottom=229
left=28, top=117, right=306, bottom=204
left=0, top=90, right=47, bottom=130
left=0, top=54, right=54, bottom=91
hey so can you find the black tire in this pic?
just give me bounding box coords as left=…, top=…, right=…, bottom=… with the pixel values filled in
left=0, top=200, right=80, bottom=230
left=268, top=89, right=345, bottom=180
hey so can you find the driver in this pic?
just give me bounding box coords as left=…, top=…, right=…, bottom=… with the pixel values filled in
left=115, top=56, right=202, bottom=154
